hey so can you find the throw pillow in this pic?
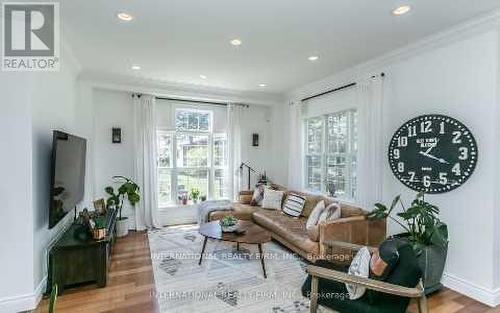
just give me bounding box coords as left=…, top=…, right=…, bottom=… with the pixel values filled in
left=306, top=200, right=326, bottom=241
left=317, top=202, right=341, bottom=223
left=250, top=185, right=265, bottom=206
left=282, top=193, right=306, bottom=217
left=346, top=246, right=371, bottom=300
left=261, top=188, right=285, bottom=210
left=370, top=238, right=400, bottom=279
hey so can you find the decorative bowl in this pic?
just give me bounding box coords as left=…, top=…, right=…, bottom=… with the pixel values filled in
left=220, top=224, right=238, bottom=232
left=219, top=215, right=239, bottom=232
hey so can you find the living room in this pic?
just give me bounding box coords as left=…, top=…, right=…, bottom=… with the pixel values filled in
left=1, top=1, right=500, bottom=312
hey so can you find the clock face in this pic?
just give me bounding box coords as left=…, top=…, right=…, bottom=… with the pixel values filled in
left=388, top=114, right=478, bottom=194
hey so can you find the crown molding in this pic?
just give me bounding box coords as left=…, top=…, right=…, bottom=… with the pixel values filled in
left=79, top=71, right=285, bottom=106
left=289, top=9, right=500, bottom=100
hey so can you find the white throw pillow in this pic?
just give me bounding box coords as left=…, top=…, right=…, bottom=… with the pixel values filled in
left=317, top=202, right=341, bottom=223
left=261, top=188, right=284, bottom=210
left=346, top=246, right=371, bottom=300
left=306, top=200, right=326, bottom=241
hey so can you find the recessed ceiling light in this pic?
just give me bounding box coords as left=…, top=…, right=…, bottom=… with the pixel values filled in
left=230, top=38, right=242, bottom=46
left=392, top=5, right=411, bottom=16
left=258, top=83, right=267, bottom=87
left=308, top=55, right=319, bottom=61
left=199, top=74, right=207, bottom=79
left=131, top=65, right=141, bottom=70
left=117, top=12, right=134, bottom=21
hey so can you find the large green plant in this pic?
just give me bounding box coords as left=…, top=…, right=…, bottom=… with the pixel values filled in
left=105, top=176, right=140, bottom=220
left=367, top=192, right=448, bottom=253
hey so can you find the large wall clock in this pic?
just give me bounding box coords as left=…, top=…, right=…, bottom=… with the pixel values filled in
left=388, top=114, right=478, bottom=194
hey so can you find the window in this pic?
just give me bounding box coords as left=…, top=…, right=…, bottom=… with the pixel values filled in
left=304, top=109, right=357, bottom=201
left=157, top=109, right=229, bottom=207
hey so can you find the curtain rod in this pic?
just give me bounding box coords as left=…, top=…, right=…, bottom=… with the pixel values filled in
left=301, top=82, right=357, bottom=102
left=300, top=72, right=385, bottom=102
left=155, top=96, right=249, bottom=108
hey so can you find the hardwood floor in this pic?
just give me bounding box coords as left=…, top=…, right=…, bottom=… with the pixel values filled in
left=34, top=231, right=499, bottom=313
left=34, top=231, right=158, bottom=313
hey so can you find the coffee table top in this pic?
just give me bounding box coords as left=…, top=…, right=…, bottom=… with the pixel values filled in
left=199, top=220, right=271, bottom=244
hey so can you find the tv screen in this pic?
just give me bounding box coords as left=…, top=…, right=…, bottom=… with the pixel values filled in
left=49, top=131, right=87, bottom=229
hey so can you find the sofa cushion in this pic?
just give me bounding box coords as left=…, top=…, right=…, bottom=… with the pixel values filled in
left=289, top=190, right=325, bottom=217
left=283, top=193, right=306, bottom=217
left=340, top=203, right=365, bottom=218
left=262, top=188, right=285, bottom=210
left=253, top=209, right=319, bottom=255
left=209, top=203, right=258, bottom=221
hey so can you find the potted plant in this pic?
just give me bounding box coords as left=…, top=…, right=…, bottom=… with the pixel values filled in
left=219, top=215, right=239, bottom=232
left=190, top=188, right=200, bottom=204
left=105, top=176, right=140, bottom=237
left=367, top=192, right=448, bottom=294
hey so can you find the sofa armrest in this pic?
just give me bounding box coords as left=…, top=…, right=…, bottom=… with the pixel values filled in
left=318, top=217, right=386, bottom=262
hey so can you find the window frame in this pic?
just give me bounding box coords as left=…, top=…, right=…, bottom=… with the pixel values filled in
left=156, top=108, right=228, bottom=208
left=303, top=108, right=358, bottom=201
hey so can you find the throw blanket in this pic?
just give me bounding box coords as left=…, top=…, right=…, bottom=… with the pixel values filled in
left=346, top=246, right=371, bottom=300
left=197, top=200, right=231, bottom=225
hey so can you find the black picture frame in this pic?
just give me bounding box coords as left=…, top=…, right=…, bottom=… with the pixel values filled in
left=112, top=128, right=121, bottom=144
left=252, top=133, right=259, bottom=147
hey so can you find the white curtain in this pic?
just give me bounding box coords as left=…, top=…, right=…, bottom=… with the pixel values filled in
left=133, top=94, right=161, bottom=230
left=288, top=101, right=303, bottom=190
left=227, top=104, right=243, bottom=200
left=356, top=76, right=385, bottom=209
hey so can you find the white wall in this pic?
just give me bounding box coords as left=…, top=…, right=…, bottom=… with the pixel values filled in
left=0, top=44, right=89, bottom=311
left=0, top=74, right=35, bottom=308
left=288, top=28, right=500, bottom=305
left=91, top=89, right=276, bottom=224
left=92, top=89, right=136, bottom=225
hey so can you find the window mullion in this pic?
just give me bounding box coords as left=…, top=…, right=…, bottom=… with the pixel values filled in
left=172, top=133, right=178, bottom=204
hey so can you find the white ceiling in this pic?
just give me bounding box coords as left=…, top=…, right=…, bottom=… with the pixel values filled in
left=62, top=0, right=500, bottom=94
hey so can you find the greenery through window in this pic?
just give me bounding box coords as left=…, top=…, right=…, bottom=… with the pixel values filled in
left=304, top=109, right=357, bottom=201
left=157, top=109, right=228, bottom=207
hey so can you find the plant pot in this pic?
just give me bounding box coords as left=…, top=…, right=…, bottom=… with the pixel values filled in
left=220, top=224, right=238, bottom=232
left=116, top=217, right=129, bottom=237
left=394, top=234, right=448, bottom=294
left=417, top=244, right=448, bottom=294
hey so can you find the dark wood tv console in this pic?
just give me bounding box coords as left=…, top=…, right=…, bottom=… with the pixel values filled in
left=47, top=208, right=117, bottom=295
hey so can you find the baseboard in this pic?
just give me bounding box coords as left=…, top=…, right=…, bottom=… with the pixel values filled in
left=442, top=272, right=500, bottom=307
left=0, top=276, right=46, bottom=313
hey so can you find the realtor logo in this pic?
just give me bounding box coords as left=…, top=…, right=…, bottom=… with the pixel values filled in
left=2, top=2, right=60, bottom=71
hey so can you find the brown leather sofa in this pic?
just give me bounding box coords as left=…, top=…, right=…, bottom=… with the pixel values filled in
left=209, top=189, right=386, bottom=262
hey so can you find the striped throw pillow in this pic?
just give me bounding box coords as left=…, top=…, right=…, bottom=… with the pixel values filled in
left=282, top=193, right=306, bottom=217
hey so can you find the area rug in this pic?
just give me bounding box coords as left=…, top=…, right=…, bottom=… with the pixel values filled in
left=148, top=225, right=334, bottom=313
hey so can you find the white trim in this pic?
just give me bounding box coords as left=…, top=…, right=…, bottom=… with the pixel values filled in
left=79, top=72, right=284, bottom=107
left=442, top=272, right=500, bottom=307
left=0, top=276, right=46, bottom=312
left=289, top=9, right=500, bottom=100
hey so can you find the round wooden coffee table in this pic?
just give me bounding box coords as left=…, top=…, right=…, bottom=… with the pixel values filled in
left=198, top=220, right=272, bottom=278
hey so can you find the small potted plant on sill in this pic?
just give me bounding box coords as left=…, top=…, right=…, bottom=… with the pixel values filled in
left=367, top=192, right=448, bottom=294
left=105, top=176, right=140, bottom=237
left=190, top=188, right=200, bottom=204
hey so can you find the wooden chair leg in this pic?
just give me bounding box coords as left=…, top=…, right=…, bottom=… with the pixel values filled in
left=417, top=279, right=428, bottom=313
left=310, top=276, right=319, bottom=313
left=418, top=295, right=428, bottom=313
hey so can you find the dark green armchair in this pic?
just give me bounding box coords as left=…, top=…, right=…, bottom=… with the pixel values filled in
left=302, top=240, right=428, bottom=313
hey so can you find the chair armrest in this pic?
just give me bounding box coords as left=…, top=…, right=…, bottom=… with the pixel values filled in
left=323, top=241, right=378, bottom=254
left=307, top=265, right=424, bottom=298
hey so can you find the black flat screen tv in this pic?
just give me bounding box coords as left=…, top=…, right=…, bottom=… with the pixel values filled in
left=49, top=131, right=87, bottom=229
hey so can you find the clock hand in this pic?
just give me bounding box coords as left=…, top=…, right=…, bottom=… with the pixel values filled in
left=419, top=151, right=450, bottom=164
left=424, top=139, right=439, bottom=154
